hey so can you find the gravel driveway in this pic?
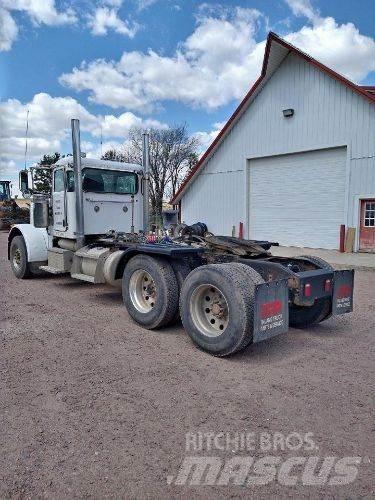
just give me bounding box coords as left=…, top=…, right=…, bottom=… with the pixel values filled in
left=0, top=231, right=374, bottom=498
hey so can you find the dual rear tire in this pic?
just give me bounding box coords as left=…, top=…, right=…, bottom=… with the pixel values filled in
left=122, top=257, right=264, bottom=356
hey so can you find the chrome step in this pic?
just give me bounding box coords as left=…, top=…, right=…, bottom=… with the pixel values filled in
left=70, top=273, right=96, bottom=283
left=39, top=265, right=68, bottom=275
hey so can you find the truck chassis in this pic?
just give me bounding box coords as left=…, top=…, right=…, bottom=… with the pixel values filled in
left=8, top=226, right=354, bottom=357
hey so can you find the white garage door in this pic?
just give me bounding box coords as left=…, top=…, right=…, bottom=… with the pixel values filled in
left=249, top=147, right=347, bottom=249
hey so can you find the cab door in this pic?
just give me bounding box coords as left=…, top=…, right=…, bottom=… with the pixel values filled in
left=53, top=168, right=67, bottom=231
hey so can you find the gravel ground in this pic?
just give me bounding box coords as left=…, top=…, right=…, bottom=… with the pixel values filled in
left=0, top=231, right=374, bottom=499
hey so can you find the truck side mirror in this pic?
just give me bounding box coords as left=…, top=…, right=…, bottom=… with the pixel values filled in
left=19, top=170, right=29, bottom=194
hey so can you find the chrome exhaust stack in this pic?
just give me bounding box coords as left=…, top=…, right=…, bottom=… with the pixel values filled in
left=71, top=119, right=85, bottom=249
left=142, top=132, right=150, bottom=234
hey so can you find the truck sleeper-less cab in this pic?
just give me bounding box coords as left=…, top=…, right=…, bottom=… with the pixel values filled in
left=8, top=120, right=354, bottom=357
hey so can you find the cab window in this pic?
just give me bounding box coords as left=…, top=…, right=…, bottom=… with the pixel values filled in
left=54, top=170, right=65, bottom=192
left=82, top=168, right=138, bottom=194
left=66, top=171, right=75, bottom=192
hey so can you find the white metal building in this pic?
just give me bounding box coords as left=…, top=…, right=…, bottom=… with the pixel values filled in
left=171, top=32, right=375, bottom=252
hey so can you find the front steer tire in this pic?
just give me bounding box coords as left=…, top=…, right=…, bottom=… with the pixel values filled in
left=179, top=263, right=263, bottom=357
left=10, top=235, right=32, bottom=279
left=290, top=255, right=334, bottom=328
left=122, top=255, right=179, bottom=329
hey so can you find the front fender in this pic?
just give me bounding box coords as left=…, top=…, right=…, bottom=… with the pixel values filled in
left=8, top=224, right=48, bottom=262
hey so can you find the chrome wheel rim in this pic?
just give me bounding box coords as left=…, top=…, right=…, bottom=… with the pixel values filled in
left=190, top=284, right=229, bottom=337
left=129, top=269, right=156, bottom=313
left=12, top=248, right=22, bottom=271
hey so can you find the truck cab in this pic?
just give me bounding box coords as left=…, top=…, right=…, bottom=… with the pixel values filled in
left=51, top=157, right=144, bottom=239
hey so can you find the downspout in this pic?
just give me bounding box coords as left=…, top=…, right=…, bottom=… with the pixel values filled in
left=142, top=132, right=150, bottom=234
left=71, top=118, right=85, bottom=249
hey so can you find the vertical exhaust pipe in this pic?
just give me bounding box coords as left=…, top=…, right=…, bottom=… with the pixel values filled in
left=71, top=119, right=85, bottom=249
left=142, top=132, right=150, bottom=234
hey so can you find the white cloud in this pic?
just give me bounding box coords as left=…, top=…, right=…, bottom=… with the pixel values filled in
left=0, top=0, right=76, bottom=51
left=193, top=121, right=226, bottom=154
left=59, top=3, right=375, bottom=112
left=100, top=112, right=168, bottom=137
left=0, top=159, right=17, bottom=175
left=285, top=17, right=375, bottom=82
left=284, top=0, right=318, bottom=22
left=88, top=6, right=138, bottom=37
left=60, top=7, right=264, bottom=111
left=136, top=0, right=158, bottom=11
left=0, top=93, right=168, bottom=172
left=0, top=7, right=18, bottom=51
left=85, top=140, right=126, bottom=160
left=0, top=93, right=98, bottom=147
left=0, top=0, right=76, bottom=26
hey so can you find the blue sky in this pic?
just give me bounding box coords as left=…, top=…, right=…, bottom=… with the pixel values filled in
left=1, top=0, right=374, bottom=191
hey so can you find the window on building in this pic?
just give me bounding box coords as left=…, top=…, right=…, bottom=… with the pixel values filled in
left=364, top=201, right=375, bottom=227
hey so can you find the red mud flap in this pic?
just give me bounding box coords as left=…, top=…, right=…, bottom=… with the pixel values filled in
left=253, top=279, right=289, bottom=343
left=332, top=270, right=354, bottom=315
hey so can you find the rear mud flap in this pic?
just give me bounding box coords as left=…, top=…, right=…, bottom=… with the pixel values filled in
left=332, top=270, right=354, bottom=315
left=253, top=279, right=289, bottom=343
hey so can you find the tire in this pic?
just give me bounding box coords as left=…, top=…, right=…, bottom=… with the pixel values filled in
left=10, top=235, right=32, bottom=279
left=225, top=263, right=264, bottom=351
left=290, top=255, right=333, bottom=327
left=297, top=255, right=333, bottom=272
left=122, top=255, right=179, bottom=329
left=170, top=259, right=192, bottom=323
left=179, top=263, right=262, bottom=357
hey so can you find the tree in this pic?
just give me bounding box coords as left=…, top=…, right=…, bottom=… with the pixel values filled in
left=101, top=149, right=126, bottom=162
left=105, top=125, right=199, bottom=219
left=33, top=153, right=60, bottom=193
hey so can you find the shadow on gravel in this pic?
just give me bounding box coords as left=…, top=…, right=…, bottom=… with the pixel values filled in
left=31, top=273, right=62, bottom=280
left=232, top=321, right=346, bottom=364
left=97, top=291, right=123, bottom=304
left=53, top=279, right=95, bottom=288
left=300, top=319, right=348, bottom=338
left=157, top=322, right=185, bottom=336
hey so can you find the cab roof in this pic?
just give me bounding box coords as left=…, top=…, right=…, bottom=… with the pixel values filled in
left=54, top=157, right=143, bottom=173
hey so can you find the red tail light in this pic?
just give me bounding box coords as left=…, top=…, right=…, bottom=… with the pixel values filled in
left=304, top=283, right=312, bottom=297
left=324, top=279, right=332, bottom=292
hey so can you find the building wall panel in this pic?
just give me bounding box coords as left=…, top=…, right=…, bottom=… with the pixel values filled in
left=181, top=52, right=375, bottom=247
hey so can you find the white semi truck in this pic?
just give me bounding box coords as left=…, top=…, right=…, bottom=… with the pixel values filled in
left=8, top=119, right=354, bottom=356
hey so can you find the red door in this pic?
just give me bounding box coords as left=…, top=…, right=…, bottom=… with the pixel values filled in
left=359, top=199, right=375, bottom=252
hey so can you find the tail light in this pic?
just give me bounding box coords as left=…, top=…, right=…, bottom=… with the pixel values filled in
left=324, top=279, right=332, bottom=292
left=304, top=283, right=311, bottom=297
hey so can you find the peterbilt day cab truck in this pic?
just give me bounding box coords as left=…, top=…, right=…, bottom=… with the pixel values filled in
left=8, top=119, right=354, bottom=357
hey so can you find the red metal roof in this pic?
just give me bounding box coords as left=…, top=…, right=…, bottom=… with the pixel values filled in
left=171, top=31, right=375, bottom=205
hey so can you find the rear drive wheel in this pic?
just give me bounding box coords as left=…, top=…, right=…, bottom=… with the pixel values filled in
left=122, top=255, right=179, bottom=329
left=10, top=235, right=32, bottom=279
left=180, top=263, right=263, bottom=356
left=290, top=255, right=333, bottom=327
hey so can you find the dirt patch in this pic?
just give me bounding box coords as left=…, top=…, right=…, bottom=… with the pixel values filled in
left=0, top=232, right=374, bottom=498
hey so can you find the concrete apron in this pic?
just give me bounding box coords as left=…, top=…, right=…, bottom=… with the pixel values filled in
left=270, top=246, right=375, bottom=271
